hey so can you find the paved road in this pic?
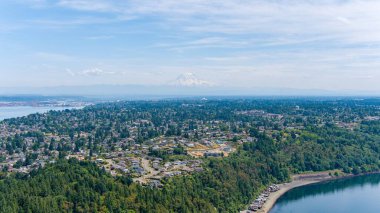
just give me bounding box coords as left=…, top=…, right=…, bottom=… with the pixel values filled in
left=134, top=158, right=160, bottom=184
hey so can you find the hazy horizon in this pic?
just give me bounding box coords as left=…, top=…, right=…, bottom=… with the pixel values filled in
left=0, top=84, right=379, bottom=97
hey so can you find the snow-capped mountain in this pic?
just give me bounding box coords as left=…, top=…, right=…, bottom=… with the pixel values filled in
left=169, top=73, right=215, bottom=87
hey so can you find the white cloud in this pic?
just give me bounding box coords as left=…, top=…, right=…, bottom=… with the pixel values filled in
left=336, top=16, right=352, bottom=25
left=66, top=68, right=75, bottom=76
left=188, top=37, right=226, bottom=45
left=80, top=68, right=115, bottom=76
left=57, top=0, right=116, bottom=12
left=29, top=16, right=118, bottom=27
left=49, top=0, right=380, bottom=51
left=66, top=68, right=116, bottom=77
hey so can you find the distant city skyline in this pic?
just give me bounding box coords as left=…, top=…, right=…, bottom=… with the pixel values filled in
left=1, top=0, right=380, bottom=93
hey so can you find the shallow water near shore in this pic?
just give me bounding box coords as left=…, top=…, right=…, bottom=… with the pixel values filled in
left=270, top=173, right=380, bottom=213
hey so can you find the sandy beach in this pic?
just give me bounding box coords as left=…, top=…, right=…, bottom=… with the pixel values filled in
left=255, top=171, right=340, bottom=213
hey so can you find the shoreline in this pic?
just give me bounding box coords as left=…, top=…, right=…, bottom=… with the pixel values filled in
left=257, top=172, right=334, bottom=213
left=253, top=171, right=366, bottom=213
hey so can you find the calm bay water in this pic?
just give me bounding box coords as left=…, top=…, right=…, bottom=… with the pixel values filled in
left=270, top=174, right=380, bottom=213
left=0, top=106, right=80, bottom=121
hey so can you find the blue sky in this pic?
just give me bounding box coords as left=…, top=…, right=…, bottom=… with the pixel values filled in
left=1, top=0, right=380, bottom=92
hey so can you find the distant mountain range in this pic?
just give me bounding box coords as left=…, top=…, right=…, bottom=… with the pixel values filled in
left=0, top=84, right=378, bottom=98
left=0, top=73, right=378, bottom=98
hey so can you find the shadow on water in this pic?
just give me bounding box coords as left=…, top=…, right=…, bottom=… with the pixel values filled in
left=276, top=174, right=380, bottom=204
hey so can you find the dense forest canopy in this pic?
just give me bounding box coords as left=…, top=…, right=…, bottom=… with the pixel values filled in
left=0, top=98, right=379, bottom=212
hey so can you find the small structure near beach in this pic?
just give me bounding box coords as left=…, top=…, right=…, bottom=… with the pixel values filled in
left=246, top=184, right=280, bottom=212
